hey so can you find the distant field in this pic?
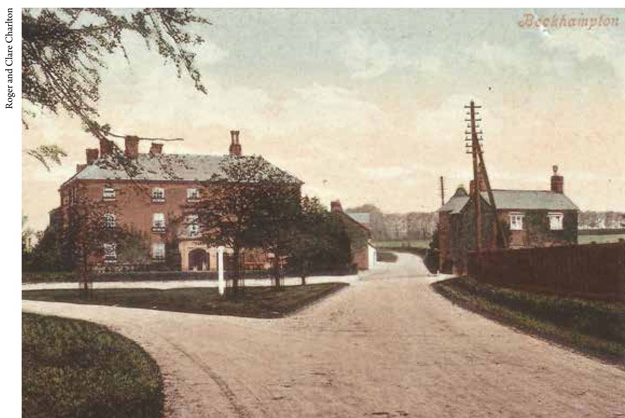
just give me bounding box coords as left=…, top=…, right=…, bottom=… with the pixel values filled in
left=374, top=240, right=430, bottom=249
left=375, top=235, right=624, bottom=248
left=578, top=234, right=625, bottom=245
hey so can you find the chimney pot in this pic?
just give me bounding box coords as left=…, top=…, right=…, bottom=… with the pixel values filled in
left=99, top=138, right=114, bottom=157
left=124, top=136, right=140, bottom=159
left=86, top=148, right=99, bottom=165
left=551, top=165, right=564, bottom=194
left=229, top=130, right=242, bottom=156
left=330, top=200, right=343, bottom=213
left=149, top=143, right=163, bottom=156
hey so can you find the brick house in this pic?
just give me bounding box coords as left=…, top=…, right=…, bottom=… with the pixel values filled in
left=438, top=166, right=579, bottom=274
left=57, top=131, right=302, bottom=271
left=330, top=200, right=376, bottom=270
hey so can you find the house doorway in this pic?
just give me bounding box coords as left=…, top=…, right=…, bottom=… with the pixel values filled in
left=188, top=248, right=209, bottom=271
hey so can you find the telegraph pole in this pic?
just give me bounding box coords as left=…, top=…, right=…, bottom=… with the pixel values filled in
left=440, top=176, right=445, bottom=206
left=465, top=101, right=482, bottom=252
left=464, top=101, right=508, bottom=250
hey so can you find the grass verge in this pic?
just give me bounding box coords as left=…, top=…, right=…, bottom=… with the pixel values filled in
left=432, top=277, right=625, bottom=366
left=22, top=283, right=348, bottom=318
left=23, top=313, right=163, bottom=418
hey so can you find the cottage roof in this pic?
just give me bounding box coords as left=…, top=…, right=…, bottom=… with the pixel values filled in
left=347, top=212, right=371, bottom=227
left=67, top=154, right=302, bottom=185
left=438, top=196, right=470, bottom=214
left=482, top=190, right=579, bottom=211
left=439, top=189, right=578, bottom=214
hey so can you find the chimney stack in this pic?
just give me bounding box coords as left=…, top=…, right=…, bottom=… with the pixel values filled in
left=86, top=148, right=99, bottom=165
left=124, top=136, right=140, bottom=159
left=149, top=143, right=163, bottom=156
left=229, top=130, right=242, bottom=157
left=551, top=165, right=564, bottom=194
left=99, top=138, right=114, bottom=157
left=330, top=200, right=343, bottom=213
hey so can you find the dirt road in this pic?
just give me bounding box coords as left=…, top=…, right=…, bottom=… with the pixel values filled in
left=22, top=253, right=625, bottom=417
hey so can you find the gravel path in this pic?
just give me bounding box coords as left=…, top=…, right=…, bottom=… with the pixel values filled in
left=22, top=253, right=625, bottom=417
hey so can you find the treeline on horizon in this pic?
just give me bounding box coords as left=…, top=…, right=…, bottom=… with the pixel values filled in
left=346, top=204, right=625, bottom=242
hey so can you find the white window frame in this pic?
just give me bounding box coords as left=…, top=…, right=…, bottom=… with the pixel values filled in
left=186, top=214, right=200, bottom=237
left=152, top=187, right=165, bottom=202
left=509, top=212, right=525, bottom=231
left=548, top=212, right=564, bottom=230
left=103, top=187, right=116, bottom=201
left=103, top=243, right=117, bottom=263
left=187, top=188, right=200, bottom=202
left=152, top=213, right=166, bottom=232
left=104, top=213, right=116, bottom=229
left=152, top=243, right=166, bottom=260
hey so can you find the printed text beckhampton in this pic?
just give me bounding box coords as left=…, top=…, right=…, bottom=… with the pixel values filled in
left=519, top=13, right=619, bottom=30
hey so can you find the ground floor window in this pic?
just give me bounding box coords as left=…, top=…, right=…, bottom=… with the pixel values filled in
left=152, top=243, right=166, bottom=260
left=509, top=212, right=525, bottom=231
left=103, top=243, right=117, bottom=262
left=548, top=212, right=564, bottom=230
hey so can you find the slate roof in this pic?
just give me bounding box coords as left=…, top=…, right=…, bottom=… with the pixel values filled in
left=66, top=154, right=302, bottom=185
left=482, top=190, right=579, bottom=211
left=347, top=213, right=371, bottom=227
left=439, top=195, right=470, bottom=214
left=439, top=189, right=578, bottom=214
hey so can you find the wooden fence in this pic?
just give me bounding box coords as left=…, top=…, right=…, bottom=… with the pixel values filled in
left=467, top=241, right=625, bottom=301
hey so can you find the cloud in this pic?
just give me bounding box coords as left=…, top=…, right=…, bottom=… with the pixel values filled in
left=340, top=31, right=404, bottom=79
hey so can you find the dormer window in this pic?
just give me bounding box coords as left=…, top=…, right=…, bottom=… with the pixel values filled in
left=548, top=212, right=564, bottom=230
left=152, top=213, right=166, bottom=232
left=152, top=187, right=165, bottom=202
left=509, top=212, right=525, bottom=231
left=103, top=187, right=116, bottom=201
left=187, top=188, right=200, bottom=202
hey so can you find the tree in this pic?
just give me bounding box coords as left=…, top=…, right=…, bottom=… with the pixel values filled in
left=62, top=192, right=128, bottom=294
left=251, top=183, right=303, bottom=289
left=194, top=155, right=300, bottom=295
left=22, top=8, right=210, bottom=167
left=24, top=226, right=65, bottom=272
left=286, top=197, right=345, bottom=284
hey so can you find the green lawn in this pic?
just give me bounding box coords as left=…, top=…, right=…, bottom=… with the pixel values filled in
left=22, top=283, right=348, bottom=318
left=578, top=233, right=625, bottom=245
left=23, top=313, right=163, bottom=418
left=432, top=277, right=625, bottom=365
left=374, top=240, right=430, bottom=249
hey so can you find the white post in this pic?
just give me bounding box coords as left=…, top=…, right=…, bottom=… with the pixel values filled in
left=217, top=246, right=225, bottom=296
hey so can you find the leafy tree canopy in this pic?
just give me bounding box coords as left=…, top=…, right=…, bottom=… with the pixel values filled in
left=23, top=8, right=210, bottom=166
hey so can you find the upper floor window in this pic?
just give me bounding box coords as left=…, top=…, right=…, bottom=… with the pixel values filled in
left=509, top=212, right=525, bottom=231
left=152, top=187, right=165, bottom=202
left=152, top=243, right=166, bottom=260
left=186, top=214, right=200, bottom=237
left=548, top=212, right=564, bottom=230
left=103, top=187, right=116, bottom=201
left=187, top=188, right=200, bottom=202
left=152, top=213, right=166, bottom=232
left=103, top=243, right=117, bottom=263
left=104, top=213, right=116, bottom=229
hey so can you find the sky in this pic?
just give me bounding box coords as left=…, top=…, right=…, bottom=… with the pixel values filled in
left=22, top=8, right=625, bottom=231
